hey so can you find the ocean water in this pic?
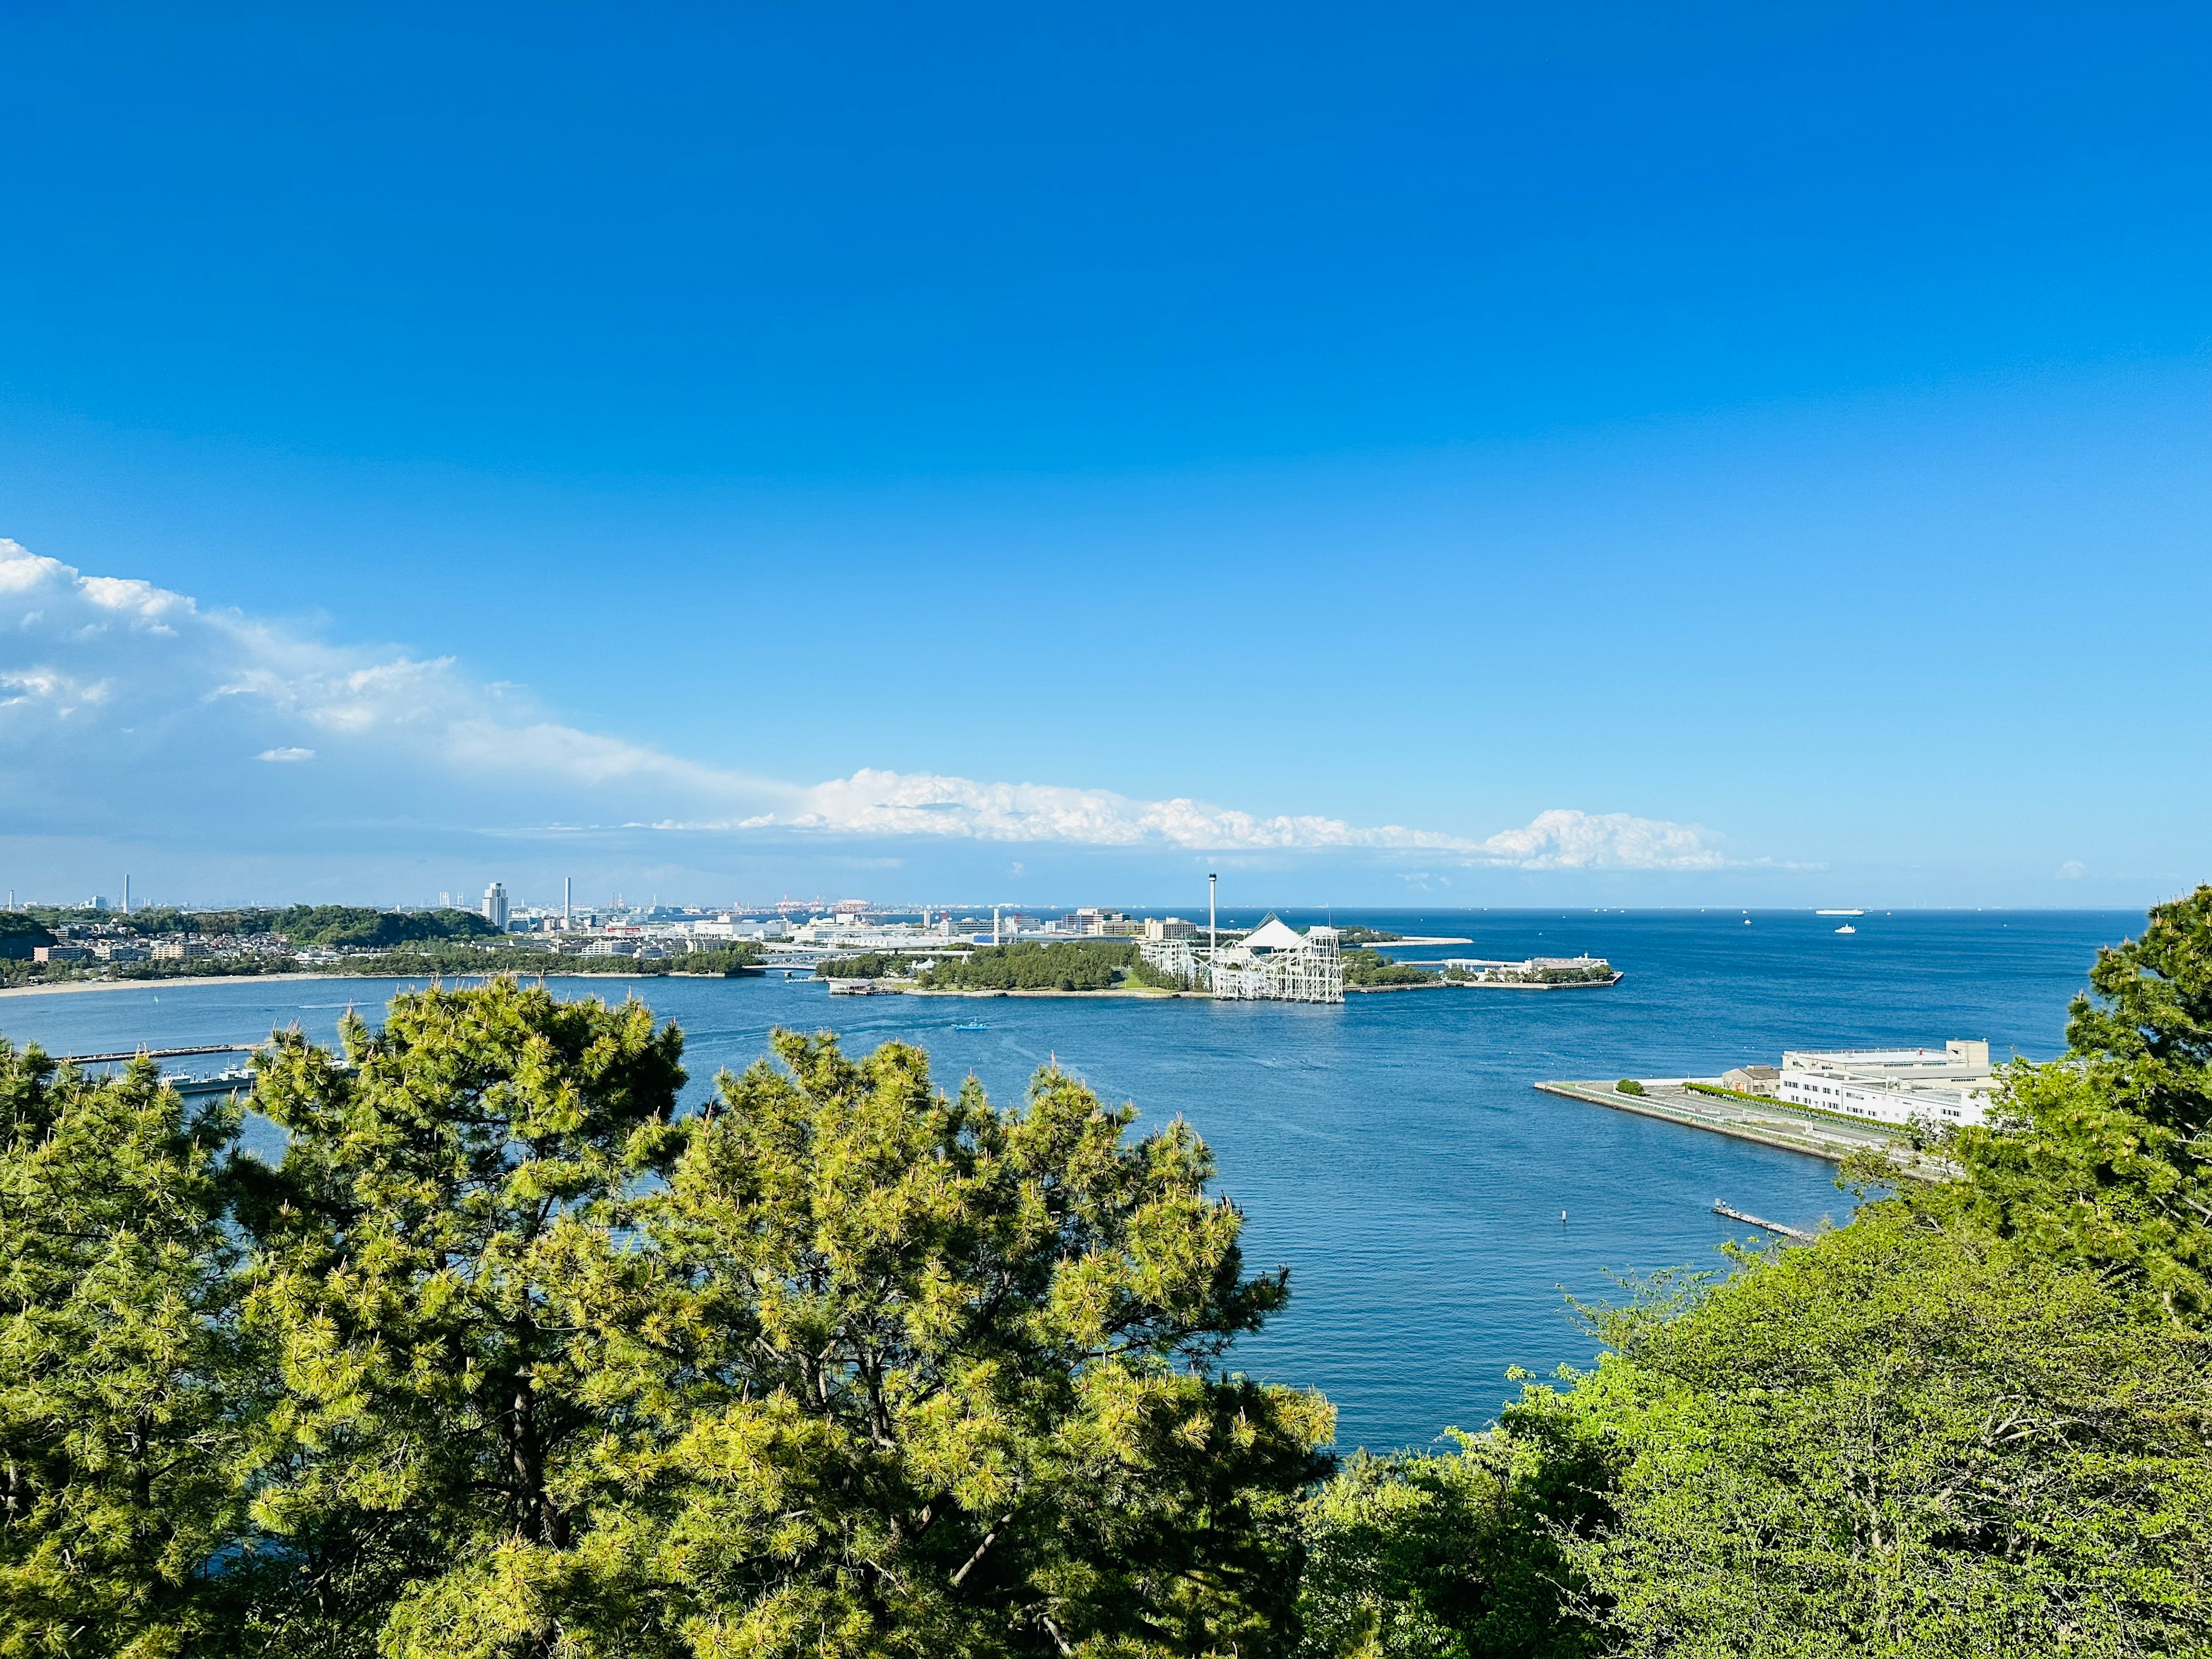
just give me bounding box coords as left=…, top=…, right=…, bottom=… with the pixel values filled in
left=0, top=908, right=2135, bottom=1450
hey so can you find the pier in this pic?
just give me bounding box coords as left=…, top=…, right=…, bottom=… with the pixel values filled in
left=1712, top=1202, right=1815, bottom=1241
left=58, top=1042, right=255, bottom=1063
left=1535, top=1078, right=1954, bottom=1179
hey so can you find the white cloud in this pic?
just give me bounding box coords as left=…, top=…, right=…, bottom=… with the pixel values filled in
left=708, top=770, right=1731, bottom=868
left=1474, top=808, right=1730, bottom=870
left=0, top=539, right=1752, bottom=873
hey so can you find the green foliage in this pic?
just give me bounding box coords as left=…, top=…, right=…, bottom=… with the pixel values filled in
left=1298, top=1433, right=1602, bottom=1659
left=273, top=906, right=502, bottom=950
left=17, top=905, right=498, bottom=949
left=1533, top=965, right=1613, bottom=985
left=1905, top=882, right=2212, bottom=1324
left=10, top=888, right=2212, bottom=1657
left=0, top=1043, right=250, bottom=1658
left=1544, top=1217, right=2212, bottom=1657
left=1297, top=892, right=2212, bottom=1659
left=1340, top=950, right=1437, bottom=988
left=1614, top=1078, right=1645, bottom=1096
left=548, top=946, right=761, bottom=977
left=1124, top=952, right=1199, bottom=991
left=111, top=953, right=299, bottom=982
left=815, top=951, right=924, bottom=980
left=0, top=983, right=1317, bottom=1654
left=917, top=941, right=1136, bottom=992
left=340, top=942, right=760, bottom=979
left=332, top=940, right=531, bottom=978
left=1330, top=928, right=1404, bottom=947
left=558, top=1031, right=1334, bottom=1657
left=237, top=982, right=689, bottom=1653
left=0, top=913, right=56, bottom=960
left=1301, top=1217, right=2212, bottom=1659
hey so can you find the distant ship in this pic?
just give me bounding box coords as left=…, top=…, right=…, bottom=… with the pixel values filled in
left=1834, top=925, right=1857, bottom=934
left=1816, top=908, right=1865, bottom=916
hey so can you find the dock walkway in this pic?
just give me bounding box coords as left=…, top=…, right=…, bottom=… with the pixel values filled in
left=1535, top=1078, right=1953, bottom=1179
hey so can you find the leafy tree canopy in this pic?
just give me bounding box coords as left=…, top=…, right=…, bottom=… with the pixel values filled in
left=918, top=942, right=1136, bottom=993
left=548, top=1029, right=1331, bottom=1658
left=0, top=1043, right=248, bottom=1658
left=238, top=980, right=690, bottom=1654
left=0, top=913, right=56, bottom=959
left=1907, top=882, right=2212, bottom=1323
left=271, top=906, right=502, bottom=950
left=230, top=989, right=1324, bottom=1658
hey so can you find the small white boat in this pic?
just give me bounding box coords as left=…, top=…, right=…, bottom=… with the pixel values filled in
left=1834, top=925, right=1857, bottom=934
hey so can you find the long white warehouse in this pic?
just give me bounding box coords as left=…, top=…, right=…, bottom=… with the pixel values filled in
left=1758, top=1039, right=1997, bottom=1128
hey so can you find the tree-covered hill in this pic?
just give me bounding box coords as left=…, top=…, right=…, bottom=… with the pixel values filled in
left=267, top=904, right=503, bottom=949
left=916, top=938, right=1137, bottom=991
left=0, top=911, right=56, bottom=959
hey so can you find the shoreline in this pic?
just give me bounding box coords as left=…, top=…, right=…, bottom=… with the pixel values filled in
left=844, top=984, right=1206, bottom=999
left=0, top=972, right=347, bottom=1001
left=0, top=968, right=763, bottom=1003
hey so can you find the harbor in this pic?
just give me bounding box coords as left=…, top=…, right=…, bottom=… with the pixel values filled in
left=0, top=909, right=2122, bottom=1449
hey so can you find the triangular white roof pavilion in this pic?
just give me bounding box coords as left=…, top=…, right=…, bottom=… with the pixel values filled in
left=1239, top=916, right=1309, bottom=953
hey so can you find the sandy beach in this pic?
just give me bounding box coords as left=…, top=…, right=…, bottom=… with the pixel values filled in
left=0, top=972, right=347, bottom=1001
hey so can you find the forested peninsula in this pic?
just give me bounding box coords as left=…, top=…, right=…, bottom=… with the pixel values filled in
left=3, top=889, right=2211, bottom=1656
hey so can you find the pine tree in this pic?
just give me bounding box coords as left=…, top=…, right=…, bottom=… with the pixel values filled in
left=240, top=980, right=687, bottom=1657
left=0, top=1044, right=247, bottom=1658
left=560, top=1029, right=1334, bottom=1658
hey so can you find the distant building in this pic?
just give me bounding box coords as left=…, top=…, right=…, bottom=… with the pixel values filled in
left=1719, top=1063, right=1781, bottom=1096
left=1772, top=1040, right=1994, bottom=1128
left=1073, top=908, right=1141, bottom=937
left=483, top=882, right=510, bottom=929
left=33, top=944, right=90, bottom=964
left=93, top=941, right=150, bottom=963
left=1143, top=916, right=1198, bottom=941
left=150, top=940, right=212, bottom=961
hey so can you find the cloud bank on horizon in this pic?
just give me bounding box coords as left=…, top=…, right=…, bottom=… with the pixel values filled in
left=0, top=540, right=1740, bottom=874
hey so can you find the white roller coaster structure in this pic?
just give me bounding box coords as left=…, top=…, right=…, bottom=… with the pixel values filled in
left=1138, top=919, right=1344, bottom=1004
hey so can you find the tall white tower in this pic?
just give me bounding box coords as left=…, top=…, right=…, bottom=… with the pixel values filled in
left=483, top=881, right=509, bottom=929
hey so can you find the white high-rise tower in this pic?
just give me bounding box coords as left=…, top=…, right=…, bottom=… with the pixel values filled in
left=483, top=881, right=509, bottom=929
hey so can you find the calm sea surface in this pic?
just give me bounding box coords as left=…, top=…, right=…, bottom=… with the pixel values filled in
left=0, top=908, right=2135, bottom=1450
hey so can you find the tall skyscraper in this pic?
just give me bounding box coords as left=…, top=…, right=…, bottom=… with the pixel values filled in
left=483, top=881, right=509, bottom=929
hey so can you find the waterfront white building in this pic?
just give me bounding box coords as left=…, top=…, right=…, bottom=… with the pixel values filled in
left=1767, top=1039, right=1997, bottom=1128
left=791, top=916, right=971, bottom=953
left=482, top=881, right=510, bottom=929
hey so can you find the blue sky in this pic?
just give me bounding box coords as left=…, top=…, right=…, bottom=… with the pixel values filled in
left=3, top=3, right=2209, bottom=910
